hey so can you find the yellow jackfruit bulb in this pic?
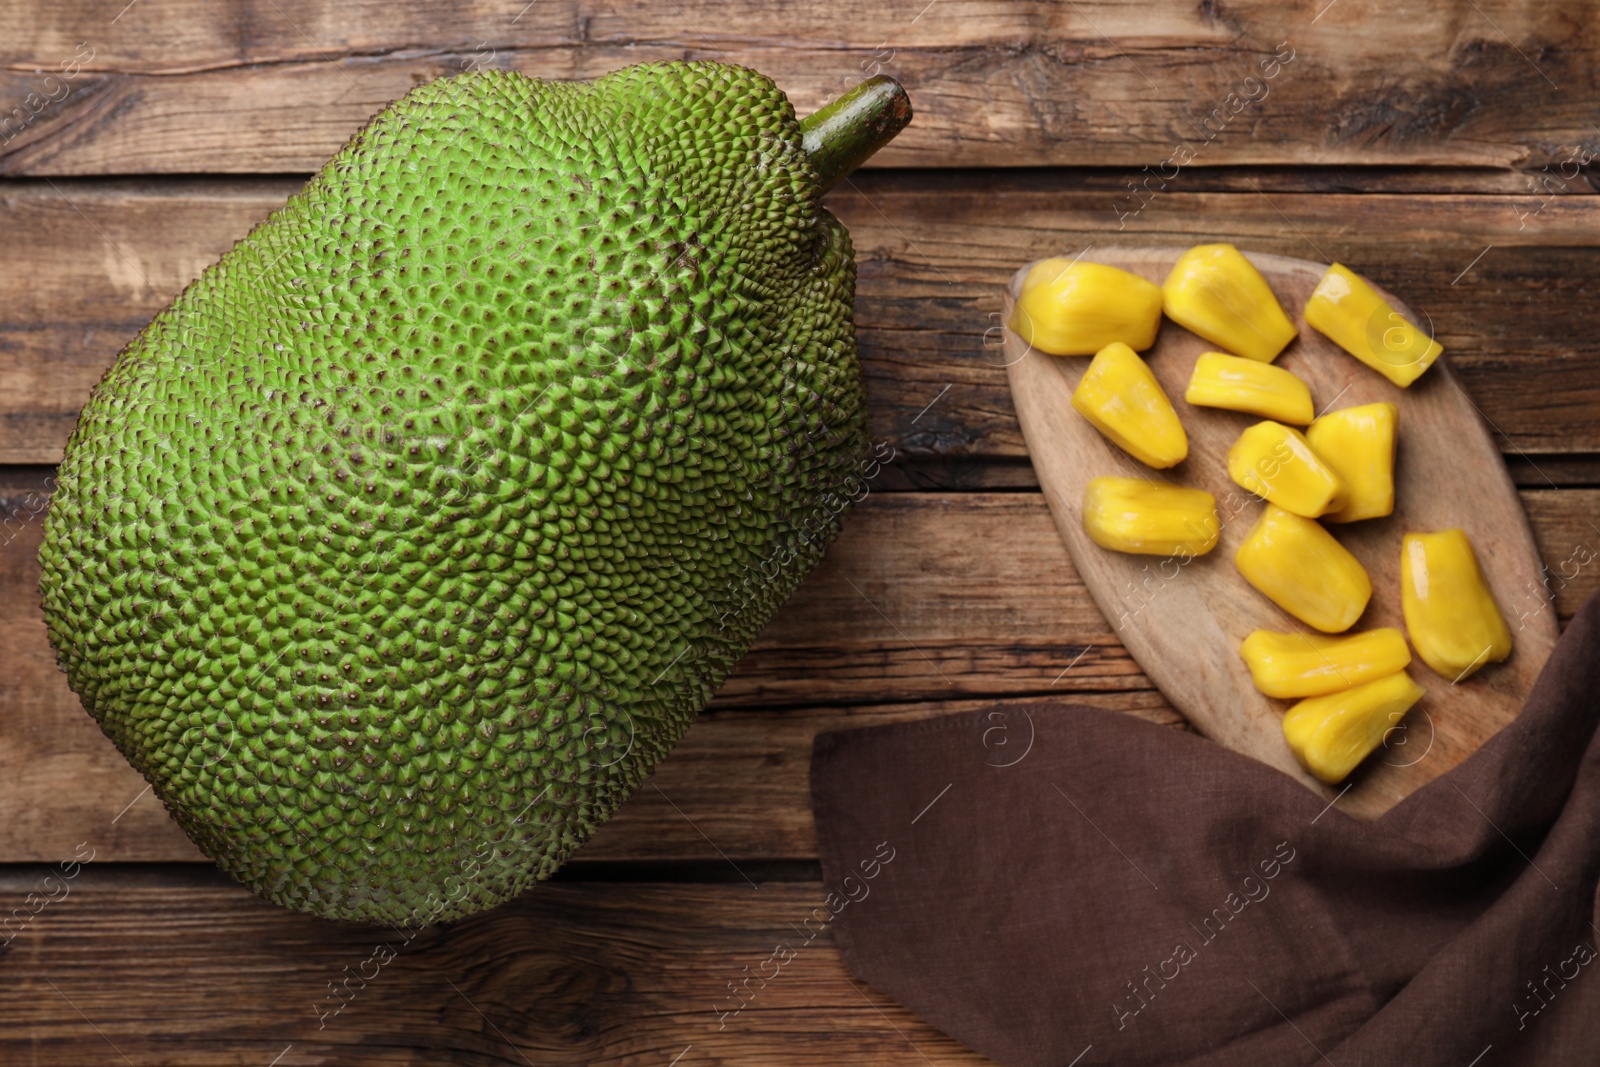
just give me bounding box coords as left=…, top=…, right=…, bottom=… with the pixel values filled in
left=1239, top=627, right=1412, bottom=699
left=1305, top=402, right=1398, bottom=523
left=1161, top=244, right=1298, bottom=363
left=1235, top=505, right=1372, bottom=633
left=1282, top=671, right=1427, bottom=783
left=1010, top=258, right=1164, bottom=356
left=1082, top=477, right=1219, bottom=557
left=1071, top=342, right=1189, bottom=468
left=1185, top=351, right=1315, bottom=425
left=1400, top=529, right=1513, bottom=680
left=1304, top=263, right=1442, bottom=387
left=1226, top=420, right=1346, bottom=518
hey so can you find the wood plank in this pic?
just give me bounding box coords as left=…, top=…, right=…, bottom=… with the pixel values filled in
left=875, top=452, right=1600, bottom=492
left=0, top=867, right=991, bottom=1065
left=3, top=481, right=1593, bottom=863
left=2, top=1, right=1598, bottom=173
left=0, top=474, right=1175, bottom=863
left=833, top=183, right=1600, bottom=468
left=1004, top=248, right=1557, bottom=817
left=3, top=179, right=1600, bottom=465
left=838, top=166, right=1588, bottom=196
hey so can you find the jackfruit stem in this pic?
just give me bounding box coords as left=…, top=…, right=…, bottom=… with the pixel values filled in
left=800, top=76, right=912, bottom=194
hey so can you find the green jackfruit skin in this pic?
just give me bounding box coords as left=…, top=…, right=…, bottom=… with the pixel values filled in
left=38, top=62, right=869, bottom=925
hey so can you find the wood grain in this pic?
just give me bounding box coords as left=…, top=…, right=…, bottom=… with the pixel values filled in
left=1005, top=249, right=1560, bottom=815
left=4, top=178, right=1600, bottom=467
left=0, top=866, right=991, bottom=1065
left=0, top=473, right=1175, bottom=863
left=2, top=1, right=1599, bottom=173
left=0, top=1, right=1594, bottom=1060
left=4, top=476, right=1593, bottom=862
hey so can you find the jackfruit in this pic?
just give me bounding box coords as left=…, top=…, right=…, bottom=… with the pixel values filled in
left=1162, top=244, right=1298, bottom=363
left=1184, top=352, right=1314, bottom=425
left=1071, top=342, right=1188, bottom=468
left=1400, top=529, right=1514, bottom=680
left=1227, top=421, right=1346, bottom=518
left=1282, top=672, right=1426, bottom=783
left=1304, top=263, right=1442, bottom=387
left=1235, top=505, right=1372, bottom=633
left=37, top=64, right=911, bottom=925
left=1238, top=627, right=1411, bottom=699
left=1009, top=260, right=1164, bottom=355
left=1081, top=477, right=1219, bottom=557
left=1304, top=402, right=1398, bottom=523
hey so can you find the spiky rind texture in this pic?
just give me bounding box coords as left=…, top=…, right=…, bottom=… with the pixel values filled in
left=38, top=62, right=869, bottom=924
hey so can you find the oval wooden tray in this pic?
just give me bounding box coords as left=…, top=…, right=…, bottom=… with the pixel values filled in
left=1003, top=248, right=1559, bottom=819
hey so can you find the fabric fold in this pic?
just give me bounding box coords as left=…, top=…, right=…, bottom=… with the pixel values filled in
left=811, top=592, right=1600, bottom=1066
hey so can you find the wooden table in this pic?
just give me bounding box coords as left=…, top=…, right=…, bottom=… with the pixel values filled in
left=2, top=3, right=1596, bottom=1063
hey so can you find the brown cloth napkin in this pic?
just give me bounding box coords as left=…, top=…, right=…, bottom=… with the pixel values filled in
left=811, top=592, right=1600, bottom=1067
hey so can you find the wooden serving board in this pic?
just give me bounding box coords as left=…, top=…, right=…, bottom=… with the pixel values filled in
left=1003, top=248, right=1560, bottom=819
